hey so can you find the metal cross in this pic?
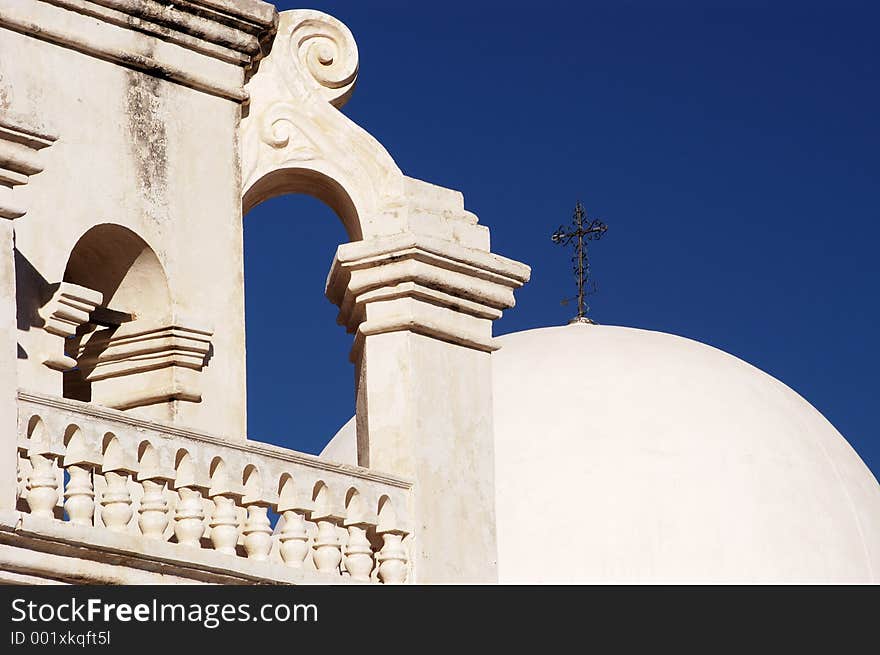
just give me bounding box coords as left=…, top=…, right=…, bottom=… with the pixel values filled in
left=551, top=201, right=608, bottom=324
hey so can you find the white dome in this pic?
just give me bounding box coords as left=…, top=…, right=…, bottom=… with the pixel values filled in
left=322, top=323, right=880, bottom=583
left=321, top=416, right=358, bottom=464
left=493, top=324, right=880, bottom=583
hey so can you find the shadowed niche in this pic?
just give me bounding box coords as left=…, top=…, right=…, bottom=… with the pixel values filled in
left=61, top=223, right=170, bottom=401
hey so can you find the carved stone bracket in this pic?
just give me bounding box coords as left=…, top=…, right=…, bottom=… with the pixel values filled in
left=0, top=112, right=58, bottom=220
left=75, top=323, right=214, bottom=410
left=37, top=282, right=103, bottom=372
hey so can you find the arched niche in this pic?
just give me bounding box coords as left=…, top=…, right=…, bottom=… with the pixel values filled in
left=58, top=223, right=211, bottom=417
left=63, top=223, right=171, bottom=324
left=61, top=224, right=171, bottom=403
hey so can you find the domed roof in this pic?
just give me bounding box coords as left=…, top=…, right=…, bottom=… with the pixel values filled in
left=322, top=323, right=880, bottom=582
left=493, top=323, right=880, bottom=583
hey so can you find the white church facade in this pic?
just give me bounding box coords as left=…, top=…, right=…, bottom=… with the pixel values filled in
left=0, top=1, right=877, bottom=584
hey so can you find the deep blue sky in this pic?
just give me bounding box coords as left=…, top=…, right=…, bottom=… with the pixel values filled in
left=244, top=1, right=880, bottom=478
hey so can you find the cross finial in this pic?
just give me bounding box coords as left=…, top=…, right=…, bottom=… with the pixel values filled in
left=551, top=201, right=608, bottom=324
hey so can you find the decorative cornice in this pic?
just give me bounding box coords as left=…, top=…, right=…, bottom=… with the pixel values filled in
left=0, top=111, right=58, bottom=219
left=65, top=0, right=277, bottom=57
left=37, top=282, right=103, bottom=371
left=39, top=283, right=103, bottom=339
left=0, top=0, right=278, bottom=102
left=66, top=321, right=214, bottom=410
left=327, top=234, right=531, bottom=354
left=77, top=323, right=213, bottom=381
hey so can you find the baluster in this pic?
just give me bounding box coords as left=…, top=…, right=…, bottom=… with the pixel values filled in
left=100, top=469, right=133, bottom=532
left=16, top=448, right=29, bottom=506
left=208, top=490, right=242, bottom=555
left=344, top=520, right=375, bottom=582
left=64, top=464, right=94, bottom=526
left=312, top=514, right=343, bottom=574
left=137, top=475, right=171, bottom=540
left=61, top=444, right=101, bottom=527
left=26, top=452, right=59, bottom=519
left=173, top=485, right=206, bottom=548
left=278, top=508, right=311, bottom=568
left=377, top=529, right=409, bottom=584
left=242, top=502, right=273, bottom=561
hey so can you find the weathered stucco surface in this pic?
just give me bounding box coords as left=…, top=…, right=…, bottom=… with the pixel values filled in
left=2, top=16, right=249, bottom=434
left=0, top=2, right=531, bottom=584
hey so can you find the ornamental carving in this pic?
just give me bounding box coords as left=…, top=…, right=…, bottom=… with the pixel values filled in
left=240, top=10, right=406, bottom=239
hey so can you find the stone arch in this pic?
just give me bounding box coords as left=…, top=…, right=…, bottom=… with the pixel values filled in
left=240, top=9, right=407, bottom=242
left=377, top=494, right=398, bottom=532
left=312, top=480, right=332, bottom=516
left=209, top=456, right=230, bottom=491
left=242, top=464, right=263, bottom=500
left=26, top=414, right=47, bottom=444
left=62, top=424, right=87, bottom=462
left=344, top=486, right=366, bottom=523
left=101, top=433, right=126, bottom=472
left=137, top=441, right=158, bottom=470
left=174, top=449, right=198, bottom=488
left=277, top=472, right=294, bottom=498
left=243, top=166, right=363, bottom=241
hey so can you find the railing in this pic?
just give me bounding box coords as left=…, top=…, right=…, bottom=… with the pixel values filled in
left=11, top=391, right=412, bottom=584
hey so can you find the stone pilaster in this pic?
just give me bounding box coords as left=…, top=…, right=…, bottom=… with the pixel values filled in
left=327, top=233, right=530, bottom=582
left=0, top=112, right=57, bottom=510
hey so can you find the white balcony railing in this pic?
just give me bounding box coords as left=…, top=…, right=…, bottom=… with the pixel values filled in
left=8, top=391, right=412, bottom=584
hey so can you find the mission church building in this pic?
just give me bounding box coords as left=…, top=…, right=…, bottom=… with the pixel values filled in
left=0, top=1, right=878, bottom=584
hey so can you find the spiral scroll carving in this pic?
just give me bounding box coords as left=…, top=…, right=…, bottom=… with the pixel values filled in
left=280, top=11, right=359, bottom=108
left=241, top=9, right=407, bottom=237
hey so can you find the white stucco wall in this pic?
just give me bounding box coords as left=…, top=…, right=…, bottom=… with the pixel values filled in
left=2, top=26, right=248, bottom=436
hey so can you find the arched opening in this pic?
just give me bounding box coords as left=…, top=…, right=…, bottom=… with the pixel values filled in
left=174, top=449, right=197, bottom=488
left=243, top=179, right=355, bottom=455
left=61, top=224, right=171, bottom=403
left=243, top=167, right=363, bottom=241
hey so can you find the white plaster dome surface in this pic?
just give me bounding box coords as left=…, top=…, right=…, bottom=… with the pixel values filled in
left=323, top=323, right=880, bottom=583
left=493, top=324, right=880, bottom=583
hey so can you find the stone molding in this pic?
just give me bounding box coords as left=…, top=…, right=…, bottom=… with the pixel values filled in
left=77, top=323, right=213, bottom=381
left=0, top=112, right=58, bottom=220
left=37, top=282, right=104, bottom=372
left=0, top=511, right=361, bottom=584
left=0, top=0, right=278, bottom=102
left=70, top=322, right=214, bottom=410
left=19, top=390, right=413, bottom=489
left=327, top=234, right=531, bottom=356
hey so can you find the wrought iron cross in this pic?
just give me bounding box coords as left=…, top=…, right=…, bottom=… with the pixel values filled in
left=551, top=201, right=608, bottom=324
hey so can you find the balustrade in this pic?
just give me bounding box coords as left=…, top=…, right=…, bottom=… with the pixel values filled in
left=12, top=392, right=411, bottom=584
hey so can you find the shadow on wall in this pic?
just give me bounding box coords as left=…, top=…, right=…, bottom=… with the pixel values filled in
left=14, top=246, right=52, bottom=345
